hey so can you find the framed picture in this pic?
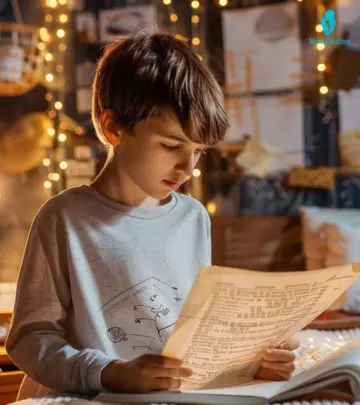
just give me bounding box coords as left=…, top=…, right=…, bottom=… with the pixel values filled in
left=76, top=12, right=98, bottom=44
left=99, top=5, right=156, bottom=43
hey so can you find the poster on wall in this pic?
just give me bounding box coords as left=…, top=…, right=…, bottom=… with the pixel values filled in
left=225, top=93, right=304, bottom=173
left=75, top=12, right=98, bottom=44
left=99, top=6, right=156, bottom=43
left=222, top=2, right=301, bottom=93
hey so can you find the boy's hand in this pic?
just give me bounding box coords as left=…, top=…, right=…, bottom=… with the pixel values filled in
left=101, top=354, right=192, bottom=393
left=254, top=337, right=300, bottom=381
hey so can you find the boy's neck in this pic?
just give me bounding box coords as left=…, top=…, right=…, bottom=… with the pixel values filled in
left=90, top=159, right=170, bottom=208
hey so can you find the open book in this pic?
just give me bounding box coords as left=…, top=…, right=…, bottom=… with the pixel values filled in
left=95, top=263, right=360, bottom=404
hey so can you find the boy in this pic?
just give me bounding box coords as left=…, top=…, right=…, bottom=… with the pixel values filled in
left=6, top=32, right=298, bottom=399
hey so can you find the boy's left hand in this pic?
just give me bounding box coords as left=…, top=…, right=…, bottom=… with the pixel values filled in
left=254, top=337, right=300, bottom=381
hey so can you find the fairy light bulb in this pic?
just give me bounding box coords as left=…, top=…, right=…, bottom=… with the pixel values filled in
left=46, top=73, right=54, bottom=82
left=43, top=158, right=51, bottom=167
left=206, top=202, right=217, bottom=215
left=191, top=0, right=200, bottom=9
left=219, top=0, right=228, bottom=6
left=59, top=161, right=68, bottom=170
left=170, top=13, right=178, bottom=22
left=54, top=101, right=63, bottom=110
left=317, top=63, right=326, bottom=72
left=316, top=24, right=323, bottom=33
left=44, top=180, right=52, bottom=189
left=163, top=0, right=171, bottom=4
left=191, top=15, right=200, bottom=23
left=45, top=14, right=53, bottom=22
left=57, top=29, right=65, bottom=38
left=317, top=43, right=325, bottom=51
left=45, top=52, right=53, bottom=61
left=192, top=37, right=200, bottom=46
left=58, top=133, right=67, bottom=142
left=193, top=168, right=201, bottom=177
left=59, top=14, right=68, bottom=23
left=320, top=85, right=329, bottom=94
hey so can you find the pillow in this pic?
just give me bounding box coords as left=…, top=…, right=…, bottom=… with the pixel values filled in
left=301, top=206, right=360, bottom=313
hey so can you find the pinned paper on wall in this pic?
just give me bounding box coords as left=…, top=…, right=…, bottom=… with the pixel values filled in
left=222, top=2, right=301, bottom=93
left=99, top=6, right=156, bottom=43
left=225, top=93, right=304, bottom=173
left=339, top=89, right=360, bottom=168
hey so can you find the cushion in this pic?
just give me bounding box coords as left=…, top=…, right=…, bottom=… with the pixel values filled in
left=301, top=206, right=360, bottom=313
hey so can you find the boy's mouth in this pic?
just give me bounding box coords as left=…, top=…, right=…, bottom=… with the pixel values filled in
left=163, top=180, right=181, bottom=189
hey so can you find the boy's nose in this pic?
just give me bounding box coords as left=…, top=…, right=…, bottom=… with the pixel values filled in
left=175, top=154, right=196, bottom=177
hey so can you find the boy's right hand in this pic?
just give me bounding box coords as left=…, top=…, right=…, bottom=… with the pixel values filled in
left=100, top=354, right=193, bottom=393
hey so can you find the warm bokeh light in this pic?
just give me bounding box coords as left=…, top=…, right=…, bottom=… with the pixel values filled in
left=191, top=15, right=200, bottom=24
left=44, top=180, right=52, bottom=189
left=59, top=14, right=68, bottom=23
left=54, top=101, right=63, bottom=110
left=48, top=128, right=55, bottom=136
left=43, top=158, right=51, bottom=167
left=317, top=63, right=326, bottom=72
left=58, top=133, right=67, bottom=142
left=193, top=168, right=201, bottom=177
left=191, top=0, right=200, bottom=9
left=59, top=161, right=68, bottom=170
left=46, top=73, right=54, bottom=82
left=206, top=202, right=217, bottom=215
left=57, top=29, right=65, bottom=38
left=170, top=14, right=178, bottom=22
left=45, top=52, right=53, bottom=61
left=317, top=43, right=325, bottom=51
left=219, top=0, right=228, bottom=6
left=192, top=37, right=200, bottom=46
left=316, top=24, right=323, bottom=33
left=320, top=85, right=329, bottom=94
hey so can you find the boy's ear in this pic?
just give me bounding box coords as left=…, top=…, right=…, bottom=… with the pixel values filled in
left=100, top=109, right=122, bottom=146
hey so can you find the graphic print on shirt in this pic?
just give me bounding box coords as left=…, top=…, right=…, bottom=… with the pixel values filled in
left=99, top=277, right=183, bottom=358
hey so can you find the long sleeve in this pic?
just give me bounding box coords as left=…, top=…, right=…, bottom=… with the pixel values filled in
left=5, top=208, right=118, bottom=395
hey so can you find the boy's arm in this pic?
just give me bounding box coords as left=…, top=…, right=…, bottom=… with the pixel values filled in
left=5, top=212, right=118, bottom=395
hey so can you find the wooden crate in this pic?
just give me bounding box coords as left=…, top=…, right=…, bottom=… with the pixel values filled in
left=211, top=216, right=304, bottom=271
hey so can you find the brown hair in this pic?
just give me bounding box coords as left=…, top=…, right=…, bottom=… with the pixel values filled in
left=92, top=31, right=229, bottom=150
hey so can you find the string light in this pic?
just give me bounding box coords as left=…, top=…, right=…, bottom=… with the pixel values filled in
left=206, top=202, right=217, bottom=215
left=48, top=110, right=56, bottom=119
left=48, top=128, right=55, bottom=136
left=45, top=92, right=53, bottom=101
left=193, top=168, right=201, bottom=177
left=191, top=0, right=200, bottom=9
left=170, top=13, right=178, bottom=22
left=59, top=14, right=68, bottom=23
left=317, top=63, right=326, bottom=72
left=163, top=0, right=171, bottom=4
left=191, top=15, right=199, bottom=23
left=46, top=73, right=54, bottom=82
left=316, top=24, right=323, bottom=33
left=192, top=37, right=200, bottom=46
left=45, top=14, right=53, bottom=22
left=43, top=158, right=51, bottom=167
left=44, top=180, right=52, bottom=189
left=59, top=0, right=67, bottom=4
left=45, top=52, right=53, bottom=61
left=317, top=43, right=325, bottom=51
left=59, top=161, right=68, bottom=170
left=58, top=43, right=67, bottom=51
left=320, top=85, right=329, bottom=94
left=54, top=101, right=63, bottom=110
left=57, top=29, right=65, bottom=38
left=58, top=133, right=67, bottom=142
left=219, top=0, right=228, bottom=6
left=47, top=0, right=57, bottom=8
left=48, top=173, right=60, bottom=181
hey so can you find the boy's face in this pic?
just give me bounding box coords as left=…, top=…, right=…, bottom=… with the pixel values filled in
left=115, top=109, right=209, bottom=200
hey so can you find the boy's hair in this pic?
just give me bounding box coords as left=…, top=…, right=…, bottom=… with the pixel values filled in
left=92, top=31, right=229, bottom=149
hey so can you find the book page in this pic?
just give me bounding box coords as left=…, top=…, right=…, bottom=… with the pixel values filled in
left=162, top=264, right=357, bottom=390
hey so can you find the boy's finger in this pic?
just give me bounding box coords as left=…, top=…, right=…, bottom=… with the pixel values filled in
left=279, top=338, right=300, bottom=351
left=152, top=377, right=181, bottom=391
left=149, top=366, right=192, bottom=379
left=261, top=361, right=295, bottom=373
left=141, top=354, right=183, bottom=368
left=263, top=348, right=296, bottom=362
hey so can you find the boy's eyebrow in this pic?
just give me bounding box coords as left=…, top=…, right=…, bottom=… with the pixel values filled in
left=157, top=132, right=212, bottom=148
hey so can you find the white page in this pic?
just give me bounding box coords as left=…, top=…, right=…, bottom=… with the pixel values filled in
left=163, top=264, right=356, bottom=390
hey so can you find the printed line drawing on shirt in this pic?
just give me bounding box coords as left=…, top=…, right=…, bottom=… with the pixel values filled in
left=100, top=277, right=184, bottom=357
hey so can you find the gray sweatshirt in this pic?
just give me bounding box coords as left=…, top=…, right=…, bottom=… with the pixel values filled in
left=5, top=186, right=211, bottom=397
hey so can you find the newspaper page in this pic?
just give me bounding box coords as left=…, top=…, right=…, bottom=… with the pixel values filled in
left=162, top=264, right=357, bottom=390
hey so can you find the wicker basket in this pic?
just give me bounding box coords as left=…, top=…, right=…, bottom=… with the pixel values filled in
left=0, top=23, right=44, bottom=95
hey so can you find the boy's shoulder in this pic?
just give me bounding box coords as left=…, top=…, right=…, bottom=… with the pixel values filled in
left=34, top=186, right=89, bottom=222
left=175, top=192, right=209, bottom=218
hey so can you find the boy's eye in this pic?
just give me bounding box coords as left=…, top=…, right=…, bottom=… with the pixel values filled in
left=161, top=143, right=181, bottom=151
